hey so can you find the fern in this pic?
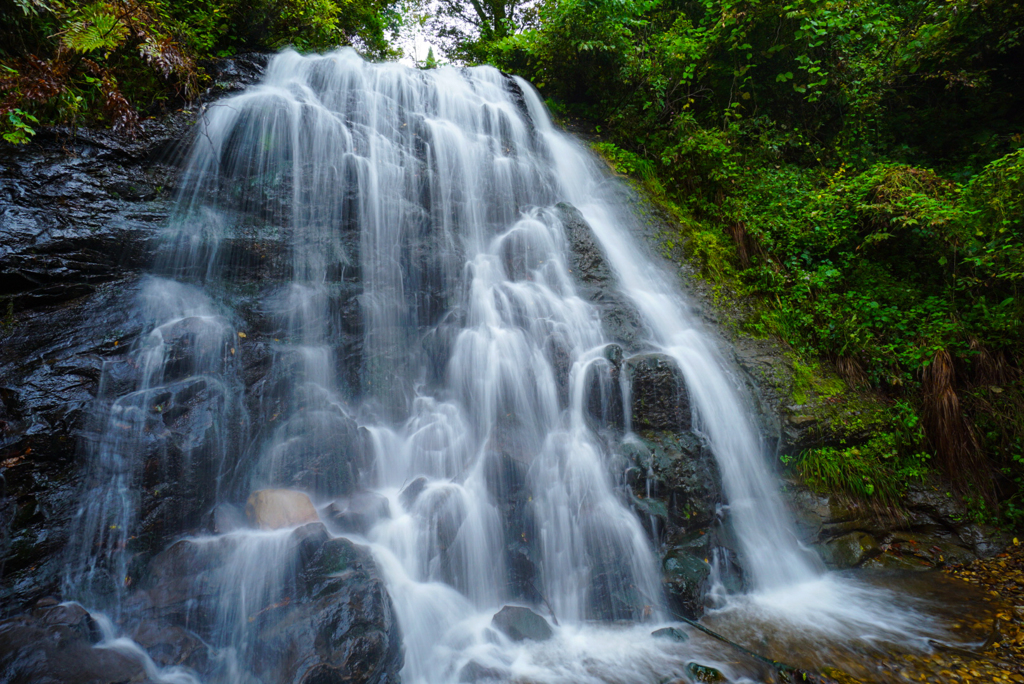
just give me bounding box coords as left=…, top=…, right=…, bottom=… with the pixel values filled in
left=62, top=3, right=129, bottom=54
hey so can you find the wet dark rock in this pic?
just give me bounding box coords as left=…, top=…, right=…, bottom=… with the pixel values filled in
left=95, top=370, right=246, bottom=571
left=0, top=56, right=274, bottom=614
left=0, top=601, right=147, bottom=684
left=816, top=531, right=881, bottom=569
left=686, top=662, right=725, bottom=682
left=555, top=202, right=646, bottom=351
left=580, top=512, right=652, bottom=621
left=128, top=523, right=402, bottom=684
left=203, top=53, right=273, bottom=94
left=544, top=331, right=574, bottom=408
left=497, top=222, right=548, bottom=283
left=623, top=432, right=719, bottom=534
left=0, top=281, right=142, bottom=610
left=459, top=660, right=506, bottom=682
left=325, top=491, right=391, bottom=534
left=399, top=476, right=429, bottom=509
left=626, top=353, right=690, bottom=432
left=420, top=312, right=462, bottom=388
left=482, top=449, right=540, bottom=603
left=620, top=431, right=721, bottom=618
left=663, top=547, right=712, bottom=619
left=787, top=480, right=1003, bottom=570
left=259, top=534, right=402, bottom=684
left=130, top=619, right=209, bottom=671
left=491, top=605, right=553, bottom=642
left=155, top=316, right=231, bottom=381
left=651, top=626, right=689, bottom=643
left=258, top=409, right=365, bottom=498
left=558, top=201, right=613, bottom=284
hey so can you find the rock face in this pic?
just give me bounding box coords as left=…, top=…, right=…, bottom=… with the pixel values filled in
left=788, top=480, right=1002, bottom=570
left=1, top=54, right=401, bottom=683
left=555, top=202, right=647, bottom=351
left=557, top=199, right=726, bottom=618
left=0, top=601, right=147, bottom=684
left=246, top=488, right=320, bottom=530
left=125, top=523, right=403, bottom=683
left=620, top=432, right=721, bottom=618
left=625, top=353, right=691, bottom=432
left=0, top=57, right=279, bottom=611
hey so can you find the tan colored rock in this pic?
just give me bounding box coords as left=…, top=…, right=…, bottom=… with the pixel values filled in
left=245, top=489, right=319, bottom=530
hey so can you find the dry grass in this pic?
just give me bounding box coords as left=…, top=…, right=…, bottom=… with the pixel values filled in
left=921, top=348, right=993, bottom=501
left=834, top=354, right=870, bottom=389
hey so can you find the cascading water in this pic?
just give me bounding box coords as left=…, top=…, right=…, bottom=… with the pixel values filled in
left=60, top=48, right=954, bottom=683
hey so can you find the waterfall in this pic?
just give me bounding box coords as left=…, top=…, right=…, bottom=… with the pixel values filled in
left=61, top=48, right=945, bottom=684
left=520, top=93, right=825, bottom=594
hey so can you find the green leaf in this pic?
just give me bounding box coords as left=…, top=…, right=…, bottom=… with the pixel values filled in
left=62, top=3, right=129, bottom=53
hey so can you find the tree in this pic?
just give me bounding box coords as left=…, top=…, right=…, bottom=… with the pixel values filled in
left=429, top=0, right=535, bottom=60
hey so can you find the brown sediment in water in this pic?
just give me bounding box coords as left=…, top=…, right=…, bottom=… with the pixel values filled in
left=817, top=544, right=1024, bottom=683
left=692, top=545, right=1024, bottom=682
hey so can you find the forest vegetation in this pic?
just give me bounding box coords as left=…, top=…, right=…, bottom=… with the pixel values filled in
left=2, top=0, right=1023, bottom=525
left=476, top=0, right=1024, bottom=524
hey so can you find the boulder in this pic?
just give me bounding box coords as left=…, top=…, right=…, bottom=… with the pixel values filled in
left=255, top=409, right=366, bottom=498
left=663, top=548, right=711, bottom=619
left=623, top=433, right=719, bottom=533
left=815, top=531, right=881, bottom=569
left=651, top=626, right=689, bottom=643
left=258, top=536, right=403, bottom=684
left=246, top=489, right=320, bottom=530
left=399, top=476, right=429, bottom=509
left=326, top=491, right=391, bottom=533
left=625, top=353, right=690, bottom=431
left=491, top=605, right=553, bottom=642
left=0, top=601, right=147, bottom=684
left=459, top=660, right=506, bottom=682
left=128, top=523, right=403, bottom=683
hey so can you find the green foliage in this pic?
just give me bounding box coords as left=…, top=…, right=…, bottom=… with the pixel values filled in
left=422, top=45, right=436, bottom=68
left=458, top=0, right=1024, bottom=520
left=591, top=141, right=660, bottom=188
left=3, top=106, right=38, bottom=143
left=789, top=357, right=844, bottom=405
left=62, top=3, right=131, bottom=53
left=0, top=0, right=403, bottom=139
left=429, top=0, right=535, bottom=61
left=793, top=399, right=931, bottom=502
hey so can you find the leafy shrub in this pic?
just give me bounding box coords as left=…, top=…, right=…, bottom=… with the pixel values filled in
left=0, top=0, right=402, bottom=141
